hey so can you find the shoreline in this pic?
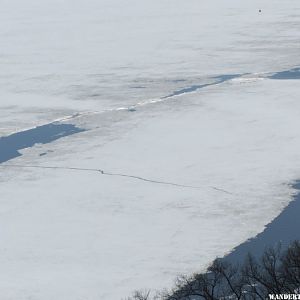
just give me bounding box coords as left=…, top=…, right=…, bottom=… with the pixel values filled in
left=224, top=181, right=300, bottom=264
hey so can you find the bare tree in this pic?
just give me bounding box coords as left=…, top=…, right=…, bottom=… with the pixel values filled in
left=282, top=241, right=300, bottom=291
left=125, top=240, right=300, bottom=300
left=124, top=289, right=151, bottom=300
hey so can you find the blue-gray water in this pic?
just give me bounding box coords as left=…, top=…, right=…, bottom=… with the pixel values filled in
left=0, top=123, right=85, bottom=163
left=163, top=74, right=243, bottom=99
left=268, top=67, right=300, bottom=80
left=224, top=181, right=300, bottom=264
left=162, top=66, right=300, bottom=100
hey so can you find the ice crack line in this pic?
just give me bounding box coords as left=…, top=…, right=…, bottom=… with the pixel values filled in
left=0, top=164, right=233, bottom=194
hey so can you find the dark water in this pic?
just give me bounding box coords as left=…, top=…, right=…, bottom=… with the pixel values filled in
left=268, top=67, right=300, bottom=80
left=0, top=123, right=85, bottom=163
left=163, top=66, right=300, bottom=100
left=224, top=181, right=300, bottom=264
left=127, top=67, right=300, bottom=105
left=163, top=74, right=243, bottom=99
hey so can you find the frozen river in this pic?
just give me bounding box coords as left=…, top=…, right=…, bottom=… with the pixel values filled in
left=1, top=1, right=300, bottom=299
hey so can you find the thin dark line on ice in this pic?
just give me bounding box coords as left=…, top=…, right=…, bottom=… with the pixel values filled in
left=0, top=164, right=233, bottom=194
left=209, top=186, right=233, bottom=195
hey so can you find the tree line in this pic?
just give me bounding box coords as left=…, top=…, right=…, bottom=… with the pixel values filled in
left=125, top=240, right=300, bottom=300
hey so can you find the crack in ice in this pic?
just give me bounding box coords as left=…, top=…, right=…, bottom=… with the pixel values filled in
left=0, top=164, right=233, bottom=194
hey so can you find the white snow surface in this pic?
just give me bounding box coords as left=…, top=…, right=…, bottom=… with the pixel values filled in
left=1, top=0, right=300, bottom=299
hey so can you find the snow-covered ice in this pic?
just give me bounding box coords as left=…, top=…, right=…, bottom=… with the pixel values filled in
left=1, top=0, right=300, bottom=299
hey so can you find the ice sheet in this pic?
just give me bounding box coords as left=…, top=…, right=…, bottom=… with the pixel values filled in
left=1, top=0, right=300, bottom=299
